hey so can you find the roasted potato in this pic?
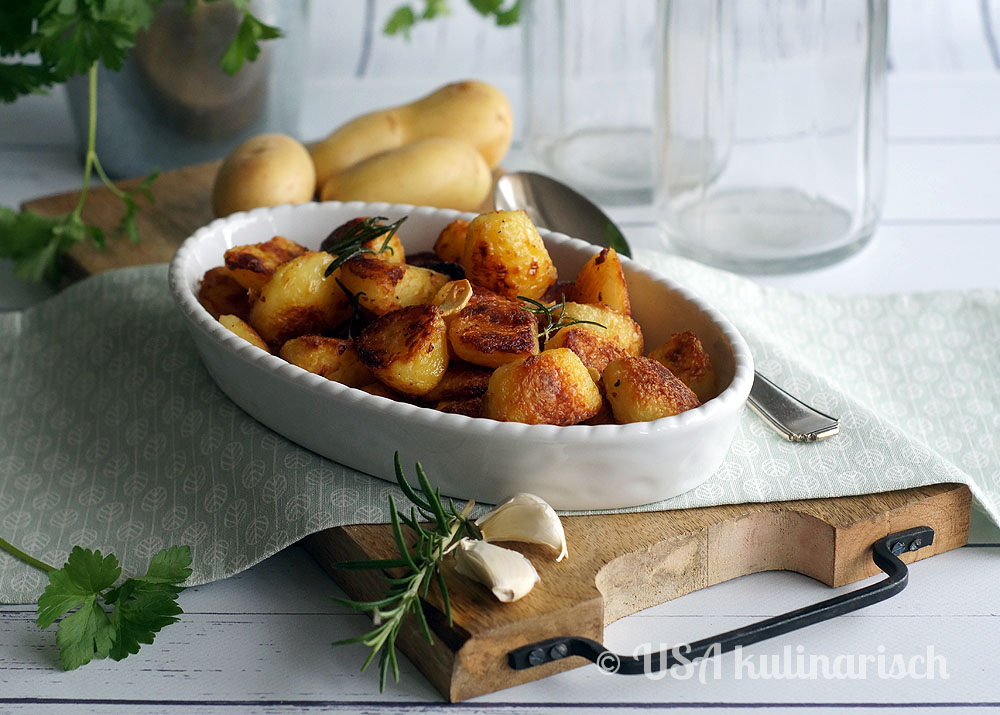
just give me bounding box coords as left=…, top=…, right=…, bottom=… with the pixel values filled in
left=550, top=301, right=643, bottom=356
left=434, top=218, right=469, bottom=264
left=249, top=251, right=350, bottom=345
left=198, top=266, right=250, bottom=320
left=448, top=293, right=539, bottom=368
left=219, top=314, right=269, bottom=351
left=434, top=397, right=484, bottom=417
left=483, top=348, right=602, bottom=426
left=461, top=210, right=557, bottom=301
left=648, top=331, right=717, bottom=402
left=602, top=356, right=700, bottom=424
left=224, top=235, right=308, bottom=291
left=338, top=256, right=450, bottom=316
left=545, top=326, right=627, bottom=374
left=279, top=335, right=373, bottom=387
left=422, top=360, right=492, bottom=402
left=569, top=247, right=631, bottom=316
left=356, top=305, right=449, bottom=396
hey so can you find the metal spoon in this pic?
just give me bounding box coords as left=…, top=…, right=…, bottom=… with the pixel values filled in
left=494, top=171, right=839, bottom=442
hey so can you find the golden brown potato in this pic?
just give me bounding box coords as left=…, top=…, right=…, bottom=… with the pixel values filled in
left=212, top=133, right=315, bottom=218
left=483, top=348, right=602, bottom=426
left=648, top=331, right=717, bottom=402
left=359, top=381, right=407, bottom=401
left=434, top=397, right=484, bottom=418
left=434, top=218, right=469, bottom=264
left=224, top=235, right=308, bottom=291
left=569, top=247, right=631, bottom=316
left=337, top=256, right=449, bottom=316
left=356, top=305, right=449, bottom=396
left=422, top=361, right=492, bottom=402
left=278, top=335, right=373, bottom=387
left=198, top=266, right=250, bottom=320
left=219, top=314, right=269, bottom=351
left=447, top=294, right=539, bottom=368
left=249, top=251, right=350, bottom=345
left=545, top=326, right=627, bottom=374
left=550, top=301, right=643, bottom=357
left=602, top=356, right=700, bottom=424
left=461, top=210, right=557, bottom=300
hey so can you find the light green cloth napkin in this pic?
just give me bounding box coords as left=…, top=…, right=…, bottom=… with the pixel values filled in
left=1, top=257, right=997, bottom=604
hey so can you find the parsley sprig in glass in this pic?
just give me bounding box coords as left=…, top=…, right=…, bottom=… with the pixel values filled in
left=332, top=453, right=479, bottom=691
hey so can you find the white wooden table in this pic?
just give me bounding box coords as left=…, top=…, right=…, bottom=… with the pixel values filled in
left=2, top=10, right=1000, bottom=710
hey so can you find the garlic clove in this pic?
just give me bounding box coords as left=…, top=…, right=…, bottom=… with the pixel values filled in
left=475, top=493, right=568, bottom=561
left=453, top=538, right=539, bottom=603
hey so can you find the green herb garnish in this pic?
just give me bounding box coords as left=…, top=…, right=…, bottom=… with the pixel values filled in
left=332, top=453, right=479, bottom=691
left=0, top=536, right=192, bottom=671
left=335, top=277, right=367, bottom=339
left=322, top=216, right=404, bottom=277
left=384, top=0, right=520, bottom=39
left=519, top=294, right=606, bottom=344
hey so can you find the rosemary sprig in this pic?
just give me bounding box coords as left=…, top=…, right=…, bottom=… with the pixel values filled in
left=332, top=453, right=478, bottom=691
left=321, top=216, right=404, bottom=276
left=519, top=294, right=606, bottom=344
left=334, top=278, right=367, bottom=339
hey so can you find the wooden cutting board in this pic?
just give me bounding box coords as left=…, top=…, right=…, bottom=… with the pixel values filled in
left=23, top=164, right=974, bottom=702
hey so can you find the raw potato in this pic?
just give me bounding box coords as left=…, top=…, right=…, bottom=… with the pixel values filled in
left=212, top=134, right=316, bottom=218
left=569, top=247, right=631, bottom=316
left=648, top=331, right=717, bottom=402
left=356, top=305, right=450, bottom=396
left=198, top=266, right=250, bottom=320
left=250, top=251, right=349, bottom=345
left=279, top=335, right=373, bottom=387
left=461, top=210, right=558, bottom=300
left=602, top=356, right=700, bottom=424
left=550, top=302, right=644, bottom=356
left=338, top=256, right=450, bottom=316
left=310, top=80, right=513, bottom=186
left=219, top=314, right=268, bottom=352
left=448, top=293, right=539, bottom=368
left=483, top=348, right=602, bottom=426
left=319, top=137, right=492, bottom=212
left=224, top=236, right=307, bottom=291
left=434, top=218, right=469, bottom=263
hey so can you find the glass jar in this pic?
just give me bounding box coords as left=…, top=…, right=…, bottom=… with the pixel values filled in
left=65, top=0, right=308, bottom=178
left=522, top=0, right=657, bottom=204
left=654, top=0, right=888, bottom=272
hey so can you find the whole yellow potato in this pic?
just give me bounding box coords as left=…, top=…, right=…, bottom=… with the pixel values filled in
left=319, top=137, right=492, bottom=212
left=212, top=134, right=316, bottom=218
left=310, top=80, right=513, bottom=187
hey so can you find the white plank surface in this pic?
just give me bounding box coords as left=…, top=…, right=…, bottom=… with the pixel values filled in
left=2, top=3, right=1000, bottom=712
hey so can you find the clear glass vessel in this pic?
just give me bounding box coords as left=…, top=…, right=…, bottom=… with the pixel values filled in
left=522, top=0, right=657, bottom=205
left=654, top=0, right=888, bottom=273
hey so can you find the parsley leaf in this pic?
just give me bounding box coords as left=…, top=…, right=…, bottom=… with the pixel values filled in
left=35, top=545, right=192, bottom=670
left=385, top=0, right=519, bottom=37
left=220, top=10, right=282, bottom=75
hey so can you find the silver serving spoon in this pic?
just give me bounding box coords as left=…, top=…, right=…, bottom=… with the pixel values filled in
left=494, top=171, right=839, bottom=442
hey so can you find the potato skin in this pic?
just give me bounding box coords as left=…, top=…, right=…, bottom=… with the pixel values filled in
left=212, top=134, right=316, bottom=218
left=551, top=301, right=644, bottom=357
left=249, top=251, right=349, bottom=345
left=434, top=218, right=469, bottom=263
left=310, top=80, right=513, bottom=186
left=224, top=235, right=307, bottom=291
left=602, top=356, right=700, bottom=424
left=421, top=360, right=492, bottom=402
left=447, top=293, right=539, bottom=368
left=356, top=305, right=449, bottom=396
left=219, top=314, right=269, bottom=351
left=648, top=331, right=717, bottom=402
left=338, top=256, right=449, bottom=316
left=198, top=266, right=250, bottom=320
left=545, top=326, right=627, bottom=374
left=278, top=335, right=373, bottom=387
left=319, top=137, right=492, bottom=212
left=569, top=247, right=631, bottom=316
left=483, top=348, right=602, bottom=426
left=461, top=210, right=558, bottom=300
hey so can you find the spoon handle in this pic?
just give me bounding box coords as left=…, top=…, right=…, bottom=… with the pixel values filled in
left=747, top=371, right=840, bottom=442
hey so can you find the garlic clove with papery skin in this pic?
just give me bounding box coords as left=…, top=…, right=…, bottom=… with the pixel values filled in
left=453, top=538, right=539, bottom=603
left=475, top=493, right=568, bottom=561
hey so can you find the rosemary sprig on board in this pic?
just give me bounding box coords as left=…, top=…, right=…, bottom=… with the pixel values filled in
left=321, top=216, right=404, bottom=276
left=519, top=294, right=606, bottom=344
left=332, top=453, right=478, bottom=691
